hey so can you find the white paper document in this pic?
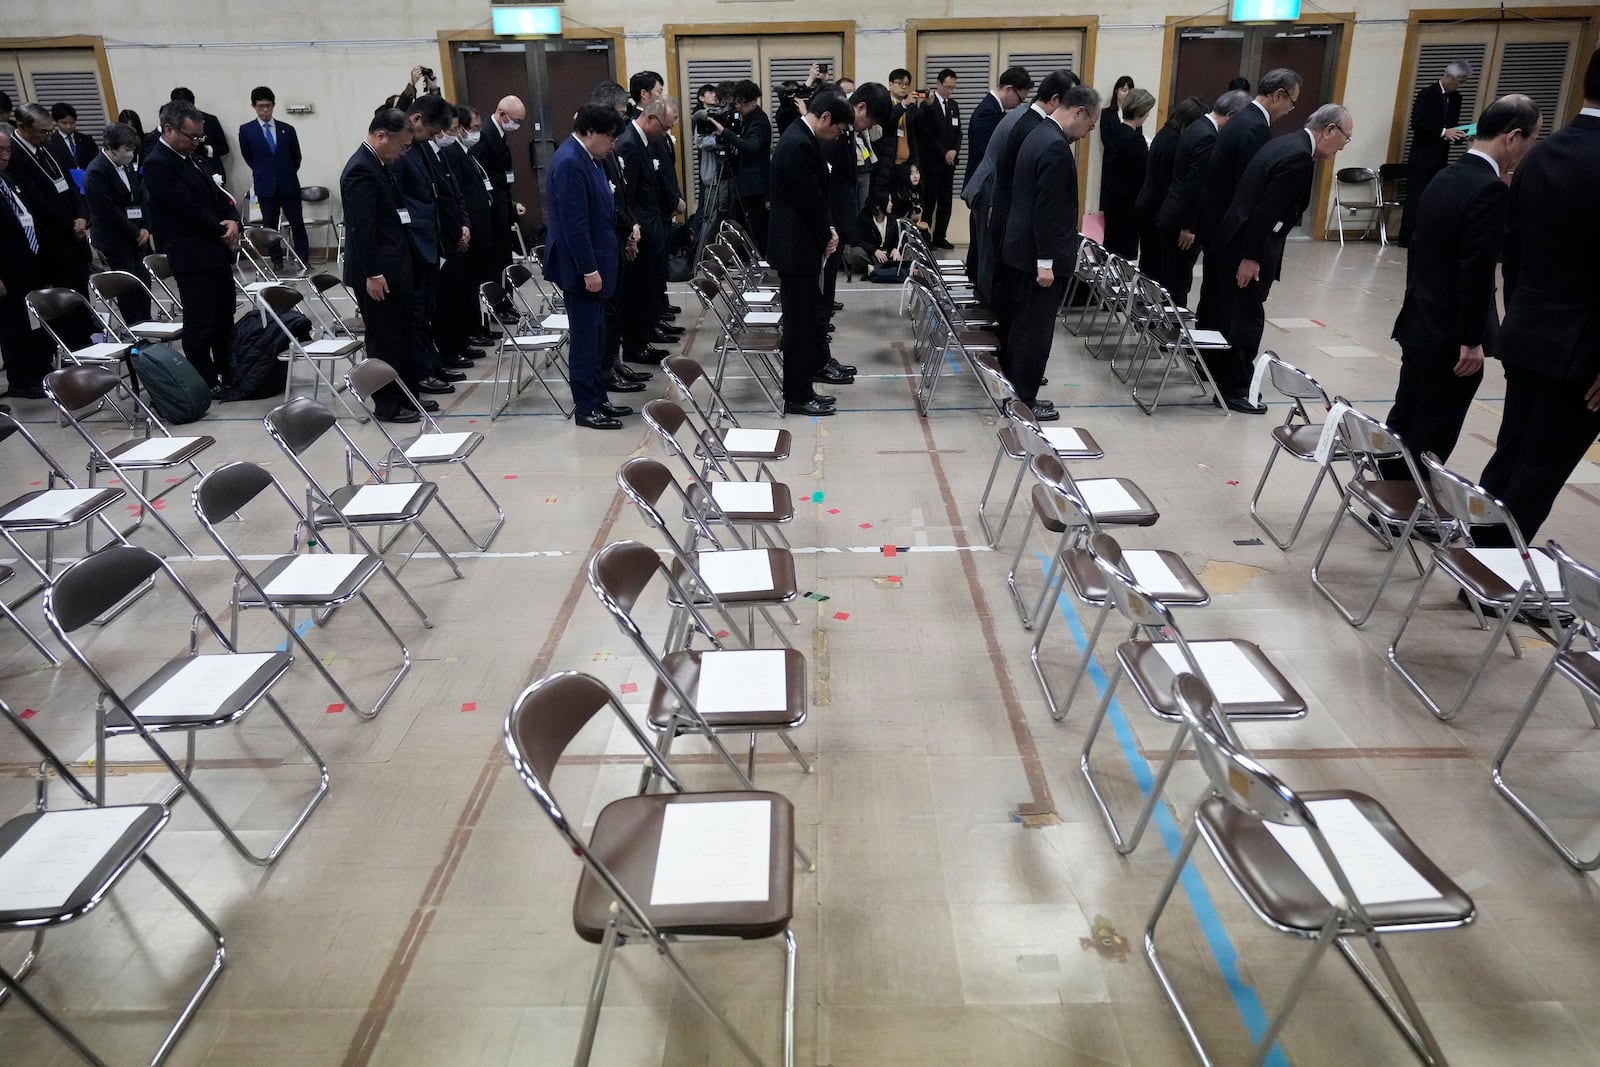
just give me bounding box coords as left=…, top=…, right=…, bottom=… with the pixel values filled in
left=1314, top=402, right=1353, bottom=467
left=744, top=311, right=782, bottom=327
left=1248, top=353, right=1272, bottom=406
left=115, top=436, right=203, bottom=464
left=1123, top=550, right=1184, bottom=594
left=131, top=321, right=183, bottom=338
left=1264, top=798, right=1442, bottom=907
left=133, top=652, right=279, bottom=720
left=650, top=799, right=772, bottom=906
left=1153, top=641, right=1280, bottom=704
left=711, top=481, right=775, bottom=514
left=1188, top=329, right=1229, bottom=347
left=745, top=290, right=778, bottom=305
left=3, top=488, right=109, bottom=524
left=1466, top=548, right=1563, bottom=596
left=540, top=314, right=570, bottom=331
left=693, top=550, right=773, bottom=594
left=342, top=483, right=422, bottom=518
left=1043, top=427, right=1090, bottom=454
left=697, top=649, right=788, bottom=713
left=1076, top=479, right=1141, bottom=516
left=264, top=553, right=367, bottom=596
left=405, top=432, right=473, bottom=460
left=0, top=807, right=146, bottom=911
left=721, top=428, right=780, bottom=453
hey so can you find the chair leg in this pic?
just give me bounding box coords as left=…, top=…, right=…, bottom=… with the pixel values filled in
left=1004, top=510, right=1040, bottom=628
left=1082, top=691, right=1190, bottom=855
left=976, top=446, right=1025, bottom=549
left=1143, top=820, right=1216, bottom=1066
left=1309, top=493, right=1416, bottom=628
left=1334, top=932, right=1451, bottom=1066
left=0, top=595, right=59, bottom=666
left=1246, top=914, right=1341, bottom=1067
left=1492, top=654, right=1600, bottom=870
left=777, top=730, right=813, bottom=774
left=573, top=919, right=624, bottom=1067
left=1387, top=562, right=1522, bottom=721
left=1250, top=444, right=1340, bottom=551
left=651, top=934, right=772, bottom=1067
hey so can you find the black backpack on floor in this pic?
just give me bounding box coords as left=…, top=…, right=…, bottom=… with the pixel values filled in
left=129, top=342, right=212, bottom=424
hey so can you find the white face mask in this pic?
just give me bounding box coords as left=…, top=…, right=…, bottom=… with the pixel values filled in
left=465, top=130, right=481, bottom=147
left=501, top=118, right=520, bottom=132
left=111, top=148, right=136, bottom=167
left=434, top=132, right=455, bottom=146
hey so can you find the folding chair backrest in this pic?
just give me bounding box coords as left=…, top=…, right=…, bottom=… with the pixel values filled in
left=588, top=538, right=668, bottom=617
left=479, top=280, right=505, bottom=310
left=1334, top=404, right=1430, bottom=484
left=193, top=460, right=278, bottom=524
left=1335, top=167, right=1378, bottom=188
left=258, top=284, right=304, bottom=318
left=347, top=358, right=400, bottom=400
left=1174, top=673, right=1298, bottom=825
left=1417, top=453, right=1520, bottom=560
left=45, top=543, right=166, bottom=633
left=1264, top=353, right=1331, bottom=403
left=663, top=355, right=738, bottom=429
left=25, top=286, right=89, bottom=325
left=265, top=396, right=340, bottom=456
left=89, top=270, right=148, bottom=306
left=1550, top=541, right=1600, bottom=630
left=44, top=365, right=121, bottom=411
left=144, top=254, right=173, bottom=281
left=1088, top=532, right=1172, bottom=629
left=971, top=354, right=1015, bottom=410
left=617, top=457, right=720, bottom=553
left=505, top=262, right=532, bottom=290
left=1005, top=401, right=1053, bottom=460
left=506, top=671, right=681, bottom=803
left=1031, top=453, right=1099, bottom=535
left=245, top=226, right=285, bottom=259
left=310, top=273, right=344, bottom=297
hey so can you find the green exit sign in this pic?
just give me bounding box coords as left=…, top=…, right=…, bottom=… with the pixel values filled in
left=492, top=6, right=562, bottom=35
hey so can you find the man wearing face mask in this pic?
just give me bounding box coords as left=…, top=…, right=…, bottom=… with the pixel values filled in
left=471, top=95, right=526, bottom=323
left=425, top=108, right=480, bottom=371
left=453, top=106, right=499, bottom=347
left=443, top=105, right=495, bottom=353
left=84, top=122, right=152, bottom=324
left=394, top=93, right=468, bottom=396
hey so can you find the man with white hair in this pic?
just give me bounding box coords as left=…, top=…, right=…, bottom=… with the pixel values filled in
left=1206, top=103, right=1353, bottom=413
left=1400, top=59, right=1470, bottom=246
left=471, top=94, right=526, bottom=322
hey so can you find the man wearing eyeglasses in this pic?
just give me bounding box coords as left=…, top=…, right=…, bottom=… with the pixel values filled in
left=1204, top=103, right=1353, bottom=413
left=143, top=98, right=241, bottom=395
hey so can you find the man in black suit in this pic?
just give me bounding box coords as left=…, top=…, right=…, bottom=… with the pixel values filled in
left=9, top=103, right=91, bottom=302
left=1382, top=96, right=1540, bottom=482
left=1207, top=104, right=1353, bottom=414
left=84, top=122, right=152, bottom=324
left=442, top=106, right=494, bottom=357
left=0, top=128, right=54, bottom=399
left=395, top=93, right=466, bottom=396
left=470, top=94, right=526, bottom=321
left=167, top=89, right=230, bottom=187
left=341, top=109, right=422, bottom=422
left=238, top=86, right=308, bottom=271
left=914, top=68, right=962, bottom=249
left=616, top=98, right=678, bottom=367
left=769, top=89, right=853, bottom=416
left=874, top=70, right=921, bottom=207
left=1152, top=90, right=1250, bottom=308
left=1399, top=60, right=1470, bottom=247
left=143, top=99, right=241, bottom=392
left=816, top=82, right=892, bottom=382
left=962, top=66, right=1031, bottom=278
left=1477, top=51, right=1600, bottom=545
left=1000, top=85, right=1100, bottom=421
left=1195, top=69, right=1302, bottom=331
left=629, top=72, right=685, bottom=343
left=716, top=80, right=772, bottom=253
left=586, top=81, right=650, bottom=394
left=44, top=103, right=96, bottom=190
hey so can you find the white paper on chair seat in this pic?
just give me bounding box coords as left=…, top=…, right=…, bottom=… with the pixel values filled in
left=711, top=481, right=775, bottom=513
left=540, top=314, right=570, bottom=331
left=936, top=258, right=962, bottom=268
left=134, top=652, right=279, bottom=720
left=697, top=649, right=787, bottom=713
left=1188, top=329, right=1229, bottom=347
left=342, top=483, right=423, bottom=517
left=745, top=290, right=778, bottom=305
left=305, top=338, right=355, bottom=355
left=1122, top=550, right=1184, bottom=594
left=244, top=281, right=274, bottom=293
left=265, top=553, right=366, bottom=596
left=405, top=432, right=472, bottom=460
left=744, top=311, right=782, bottom=326
left=70, top=342, right=130, bottom=362
left=1043, top=427, right=1088, bottom=453
left=1466, top=548, right=1562, bottom=595
left=1264, top=798, right=1443, bottom=907
left=1153, top=641, right=1279, bottom=704
left=1314, top=402, right=1353, bottom=467
left=3, top=488, right=108, bottom=523
left=0, top=807, right=146, bottom=912
left=115, top=436, right=203, bottom=464
left=721, top=428, right=780, bottom=453
left=511, top=333, right=563, bottom=347
left=131, top=321, right=183, bottom=338
left=694, top=549, right=773, bottom=594
left=1076, top=479, right=1140, bottom=515
left=650, top=799, right=771, bottom=905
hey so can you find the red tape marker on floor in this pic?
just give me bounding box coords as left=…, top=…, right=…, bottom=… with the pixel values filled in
left=827, top=508, right=841, bottom=515
left=20, top=708, right=37, bottom=720
left=461, top=702, right=477, bottom=713
left=620, top=682, right=638, bottom=694
left=833, top=611, right=850, bottom=621
left=882, top=545, right=897, bottom=557
left=503, top=474, right=518, bottom=480
left=859, top=522, right=874, bottom=529
left=326, top=703, right=345, bottom=714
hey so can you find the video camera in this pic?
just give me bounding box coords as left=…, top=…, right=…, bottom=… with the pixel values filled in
left=775, top=80, right=814, bottom=108
left=696, top=104, right=739, bottom=137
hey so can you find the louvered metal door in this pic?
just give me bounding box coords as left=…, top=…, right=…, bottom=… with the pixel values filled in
left=0, top=49, right=110, bottom=144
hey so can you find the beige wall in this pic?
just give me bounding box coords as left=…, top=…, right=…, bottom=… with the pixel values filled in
left=9, top=0, right=1593, bottom=224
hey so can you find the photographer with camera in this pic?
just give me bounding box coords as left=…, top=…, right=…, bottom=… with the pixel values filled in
left=712, top=79, right=771, bottom=252
left=873, top=70, right=921, bottom=206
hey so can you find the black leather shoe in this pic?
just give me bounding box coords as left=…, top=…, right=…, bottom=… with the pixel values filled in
left=602, top=375, right=645, bottom=393
left=813, top=364, right=855, bottom=385
left=826, top=323, right=836, bottom=334
left=651, top=327, right=684, bottom=344
left=665, top=303, right=682, bottom=315
left=440, top=369, right=468, bottom=383
left=417, top=377, right=456, bottom=395
left=445, top=354, right=474, bottom=369
left=812, top=392, right=836, bottom=405
left=576, top=410, right=624, bottom=430
left=495, top=309, right=520, bottom=325
left=784, top=399, right=837, bottom=417
left=419, top=399, right=440, bottom=413
left=614, top=365, right=653, bottom=383
left=598, top=401, right=634, bottom=418
left=933, top=238, right=955, bottom=250
left=624, top=348, right=667, bottom=366
left=826, top=358, right=857, bottom=376
left=1030, top=399, right=1061, bottom=422
left=1223, top=395, right=1268, bottom=415
left=832, top=301, right=844, bottom=312
left=6, top=385, right=46, bottom=400
left=467, top=334, right=497, bottom=347
left=375, top=407, right=422, bottom=424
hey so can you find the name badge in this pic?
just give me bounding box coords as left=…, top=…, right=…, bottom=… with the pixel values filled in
left=950, top=116, right=959, bottom=127
left=52, top=177, right=69, bottom=194
left=482, top=178, right=493, bottom=192
left=652, top=158, right=660, bottom=171
left=205, top=145, right=215, bottom=158
left=504, top=170, right=515, bottom=184
left=127, top=207, right=143, bottom=220
left=398, top=208, right=413, bottom=225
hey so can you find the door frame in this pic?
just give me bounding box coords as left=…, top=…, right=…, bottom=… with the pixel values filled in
left=1159, top=11, right=1355, bottom=239
left=436, top=25, right=628, bottom=101
left=0, top=34, right=118, bottom=115
left=905, top=17, right=1100, bottom=212
left=1387, top=5, right=1600, bottom=165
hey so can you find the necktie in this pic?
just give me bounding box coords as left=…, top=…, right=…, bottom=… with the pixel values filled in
left=264, top=122, right=277, bottom=152
left=3, top=180, right=38, bottom=253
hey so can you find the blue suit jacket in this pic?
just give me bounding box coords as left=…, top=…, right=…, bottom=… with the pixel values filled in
left=238, top=119, right=302, bottom=199
left=543, top=136, right=617, bottom=297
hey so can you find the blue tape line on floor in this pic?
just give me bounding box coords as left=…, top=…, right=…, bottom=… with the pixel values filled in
left=275, top=615, right=316, bottom=653
left=1039, top=552, right=1286, bottom=1065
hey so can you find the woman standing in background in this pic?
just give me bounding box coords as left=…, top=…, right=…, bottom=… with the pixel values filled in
left=1100, top=87, right=1156, bottom=258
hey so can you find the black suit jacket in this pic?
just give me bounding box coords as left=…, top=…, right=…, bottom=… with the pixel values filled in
left=872, top=100, right=918, bottom=193
left=0, top=175, right=42, bottom=296
left=142, top=138, right=240, bottom=273
left=1002, top=120, right=1080, bottom=273
left=340, top=143, right=415, bottom=294
left=989, top=106, right=1047, bottom=256
left=1497, top=113, right=1600, bottom=382
left=1155, top=116, right=1219, bottom=233
left=963, top=93, right=1005, bottom=187
left=616, top=122, right=664, bottom=233
left=445, top=141, right=492, bottom=238
left=652, top=133, right=682, bottom=214
left=914, top=95, right=961, bottom=171
left=1198, top=103, right=1269, bottom=244
left=1099, top=121, right=1147, bottom=213
left=1392, top=153, right=1505, bottom=355
left=823, top=131, right=858, bottom=243
left=471, top=118, right=515, bottom=228
left=84, top=151, right=147, bottom=260
left=766, top=120, right=831, bottom=276
left=196, top=110, right=231, bottom=183
left=721, top=107, right=771, bottom=198
left=1210, top=130, right=1315, bottom=283
left=45, top=129, right=97, bottom=178
left=1407, top=82, right=1463, bottom=177
left=1135, top=122, right=1182, bottom=218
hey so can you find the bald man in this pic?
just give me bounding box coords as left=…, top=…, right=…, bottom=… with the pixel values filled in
left=471, top=95, right=525, bottom=321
